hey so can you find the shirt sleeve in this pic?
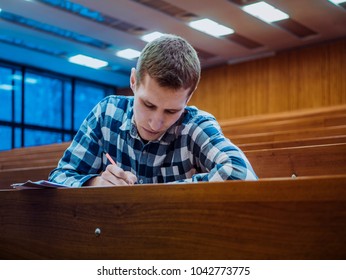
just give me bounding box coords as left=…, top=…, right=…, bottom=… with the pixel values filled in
left=48, top=100, right=105, bottom=187
left=176, top=116, right=258, bottom=183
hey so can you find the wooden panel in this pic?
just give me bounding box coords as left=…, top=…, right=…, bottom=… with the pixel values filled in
left=0, top=166, right=54, bottom=189
left=229, top=125, right=346, bottom=144
left=222, top=113, right=346, bottom=135
left=190, top=38, right=346, bottom=120
left=0, top=142, right=69, bottom=170
left=0, top=176, right=346, bottom=260
left=1, top=142, right=345, bottom=188
left=219, top=104, right=346, bottom=127
left=245, top=143, right=346, bottom=178
left=238, top=135, right=346, bottom=151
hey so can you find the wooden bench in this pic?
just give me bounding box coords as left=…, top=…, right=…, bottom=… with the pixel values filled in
left=1, top=175, right=345, bottom=259
left=0, top=105, right=344, bottom=188
left=0, top=166, right=55, bottom=189
left=245, top=142, right=346, bottom=178
left=0, top=142, right=345, bottom=189
left=221, top=112, right=346, bottom=135
left=228, top=125, right=346, bottom=145
left=219, top=104, right=346, bottom=130
left=0, top=142, right=70, bottom=170
left=1, top=125, right=345, bottom=171
left=237, top=135, right=346, bottom=150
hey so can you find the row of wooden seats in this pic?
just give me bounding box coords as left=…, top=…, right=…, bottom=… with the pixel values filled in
left=1, top=105, right=345, bottom=170
left=0, top=142, right=345, bottom=188
left=219, top=104, right=346, bottom=133
left=0, top=106, right=345, bottom=259
left=1, top=124, right=345, bottom=170
left=1, top=175, right=345, bottom=259
left=223, top=112, right=346, bottom=135
left=238, top=135, right=346, bottom=150
left=2, top=133, right=344, bottom=171
left=0, top=106, right=345, bottom=188
left=0, top=142, right=70, bottom=170
left=229, top=125, right=346, bottom=145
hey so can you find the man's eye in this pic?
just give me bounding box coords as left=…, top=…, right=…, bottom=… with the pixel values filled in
left=145, top=103, right=154, bottom=109
left=167, top=110, right=178, bottom=114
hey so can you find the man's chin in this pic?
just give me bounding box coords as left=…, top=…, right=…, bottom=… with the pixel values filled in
left=139, top=128, right=163, bottom=141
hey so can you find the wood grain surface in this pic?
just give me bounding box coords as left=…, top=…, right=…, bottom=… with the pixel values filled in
left=1, top=176, right=345, bottom=260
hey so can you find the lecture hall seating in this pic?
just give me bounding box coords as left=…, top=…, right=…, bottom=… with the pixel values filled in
left=0, top=105, right=345, bottom=259
left=0, top=175, right=345, bottom=259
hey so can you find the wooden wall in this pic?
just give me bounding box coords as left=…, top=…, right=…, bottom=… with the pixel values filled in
left=190, top=37, right=346, bottom=120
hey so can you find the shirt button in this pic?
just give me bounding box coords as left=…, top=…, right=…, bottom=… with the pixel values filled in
left=139, top=179, right=144, bottom=184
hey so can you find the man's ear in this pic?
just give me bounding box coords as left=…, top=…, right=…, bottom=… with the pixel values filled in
left=185, top=90, right=195, bottom=105
left=130, top=68, right=136, bottom=92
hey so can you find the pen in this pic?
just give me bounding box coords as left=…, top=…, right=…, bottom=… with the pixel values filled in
left=105, top=152, right=135, bottom=185
left=105, top=153, right=116, bottom=165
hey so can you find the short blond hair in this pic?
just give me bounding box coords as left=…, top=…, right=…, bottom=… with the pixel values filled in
left=136, top=34, right=201, bottom=96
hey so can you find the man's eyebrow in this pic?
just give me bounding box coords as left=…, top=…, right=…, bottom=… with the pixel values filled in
left=142, top=99, right=156, bottom=107
left=165, top=108, right=181, bottom=112
left=141, top=98, right=183, bottom=111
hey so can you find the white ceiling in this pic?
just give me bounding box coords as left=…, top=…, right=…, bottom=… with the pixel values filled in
left=0, top=0, right=345, bottom=88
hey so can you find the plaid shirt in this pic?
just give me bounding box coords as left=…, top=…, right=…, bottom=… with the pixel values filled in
left=49, top=95, right=257, bottom=187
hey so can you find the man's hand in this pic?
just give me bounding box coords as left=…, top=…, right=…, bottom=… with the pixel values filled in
left=85, top=164, right=137, bottom=186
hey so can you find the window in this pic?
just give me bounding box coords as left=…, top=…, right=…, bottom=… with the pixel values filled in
left=0, top=126, right=12, bottom=151
left=0, top=62, right=117, bottom=151
left=24, top=129, right=63, bottom=147
left=74, top=81, right=110, bottom=130
left=24, top=72, right=64, bottom=128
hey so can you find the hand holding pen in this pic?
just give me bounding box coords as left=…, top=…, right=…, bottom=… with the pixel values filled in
left=84, top=153, right=137, bottom=186
left=105, top=153, right=137, bottom=185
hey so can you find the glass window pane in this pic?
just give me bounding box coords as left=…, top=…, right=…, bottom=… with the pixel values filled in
left=74, top=82, right=106, bottom=130
left=0, top=126, right=12, bottom=151
left=15, top=128, right=22, bottom=148
left=14, top=70, right=23, bottom=123
left=63, top=133, right=72, bottom=142
left=24, top=72, right=63, bottom=128
left=24, top=129, right=62, bottom=147
left=0, top=67, right=13, bottom=121
left=63, top=81, right=72, bottom=130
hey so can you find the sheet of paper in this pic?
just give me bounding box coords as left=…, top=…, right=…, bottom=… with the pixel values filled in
left=11, top=180, right=68, bottom=189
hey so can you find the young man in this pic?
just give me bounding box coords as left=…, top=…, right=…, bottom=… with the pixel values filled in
left=49, top=34, right=257, bottom=187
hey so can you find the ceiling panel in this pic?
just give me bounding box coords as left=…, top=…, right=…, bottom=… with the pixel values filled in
left=0, top=0, right=345, bottom=87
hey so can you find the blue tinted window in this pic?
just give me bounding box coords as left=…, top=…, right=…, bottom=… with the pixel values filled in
left=64, top=81, right=72, bottom=130
left=14, top=70, right=23, bottom=123
left=1, top=62, right=116, bottom=151
left=74, top=82, right=106, bottom=130
left=0, top=126, right=12, bottom=151
left=63, top=134, right=72, bottom=142
left=24, top=129, right=62, bottom=147
left=15, top=128, right=22, bottom=148
left=24, top=72, right=63, bottom=128
left=0, top=67, right=13, bottom=121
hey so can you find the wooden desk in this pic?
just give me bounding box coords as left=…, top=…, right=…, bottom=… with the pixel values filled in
left=0, top=176, right=345, bottom=260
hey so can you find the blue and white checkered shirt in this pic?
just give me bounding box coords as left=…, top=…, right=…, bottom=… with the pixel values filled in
left=49, top=95, right=257, bottom=187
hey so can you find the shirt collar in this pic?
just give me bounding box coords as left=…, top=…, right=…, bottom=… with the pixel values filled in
left=119, top=106, right=192, bottom=144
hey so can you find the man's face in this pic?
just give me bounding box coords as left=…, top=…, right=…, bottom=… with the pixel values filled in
left=131, top=69, right=191, bottom=141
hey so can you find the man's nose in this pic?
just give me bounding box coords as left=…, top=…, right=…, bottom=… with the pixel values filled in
left=149, top=113, right=164, bottom=131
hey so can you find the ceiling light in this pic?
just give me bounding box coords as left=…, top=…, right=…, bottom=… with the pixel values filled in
left=68, top=54, right=108, bottom=69
left=12, top=74, right=22, bottom=80
left=0, top=84, right=14, bottom=91
left=25, top=77, right=38, bottom=84
left=116, top=48, right=141, bottom=60
left=328, top=0, right=346, bottom=4
left=12, top=75, right=38, bottom=84
left=141, top=32, right=164, bottom=42
left=188, top=18, right=234, bottom=37
left=242, top=1, right=289, bottom=23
